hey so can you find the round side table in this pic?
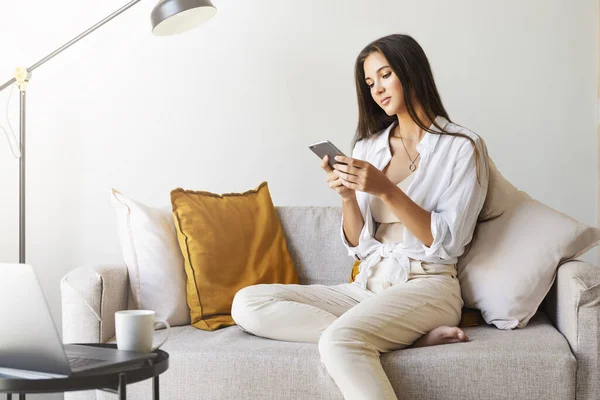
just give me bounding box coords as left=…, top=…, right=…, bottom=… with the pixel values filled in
left=0, top=343, right=169, bottom=400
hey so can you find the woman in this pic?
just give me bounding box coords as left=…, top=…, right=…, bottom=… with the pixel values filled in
left=232, top=34, right=489, bottom=400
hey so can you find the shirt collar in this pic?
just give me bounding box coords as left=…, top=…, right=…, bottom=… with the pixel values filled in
left=374, top=115, right=448, bottom=154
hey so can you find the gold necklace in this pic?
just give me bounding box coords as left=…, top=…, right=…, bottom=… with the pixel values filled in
left=395, top=125, right=420, bottom=172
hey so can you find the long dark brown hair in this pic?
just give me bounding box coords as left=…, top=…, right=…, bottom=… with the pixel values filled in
left=353, top=33, right=486, bottom=184
left=353, top=34, right=501, bottom=254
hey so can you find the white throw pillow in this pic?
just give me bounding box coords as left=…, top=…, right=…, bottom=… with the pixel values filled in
left=110, top=189, right=190, bottom=327
left=457, top=159, right=600, bottom=329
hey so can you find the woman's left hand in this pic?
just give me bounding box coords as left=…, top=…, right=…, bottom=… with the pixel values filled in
left=332, top=156, right=395, bottom=198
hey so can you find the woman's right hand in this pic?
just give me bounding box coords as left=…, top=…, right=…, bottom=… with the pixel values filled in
left=321, top=155, right=355, bottom=199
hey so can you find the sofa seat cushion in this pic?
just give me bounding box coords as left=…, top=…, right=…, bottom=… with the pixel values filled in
left=100, top=312, right=575, bottom=400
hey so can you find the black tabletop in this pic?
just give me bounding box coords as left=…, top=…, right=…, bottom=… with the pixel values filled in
left=0, top=343, right=169, bottom=394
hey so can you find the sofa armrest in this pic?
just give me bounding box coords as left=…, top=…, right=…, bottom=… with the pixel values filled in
left=61, top=264, right=129, bottom=344
left=544, top=259, right=600, bottom=400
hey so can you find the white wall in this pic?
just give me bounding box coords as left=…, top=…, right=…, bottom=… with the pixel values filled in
left=0, top=0, right=598, bottom=350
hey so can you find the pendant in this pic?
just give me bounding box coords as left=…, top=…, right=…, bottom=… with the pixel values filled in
left=409, top=164, right=416, bottom=172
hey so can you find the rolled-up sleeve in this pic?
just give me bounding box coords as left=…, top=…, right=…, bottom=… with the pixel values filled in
left=423, top=138, right=489, bottom=260
left=340, top=140, right=366, bottom=260
left=341, top=220, right=362, bottom=260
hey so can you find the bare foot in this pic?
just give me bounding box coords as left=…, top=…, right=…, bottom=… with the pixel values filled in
left=411, top=326, right=469, bottom=348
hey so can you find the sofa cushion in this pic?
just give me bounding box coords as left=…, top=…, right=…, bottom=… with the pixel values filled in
left=275, top=206, right=350, bottom=285
left=458, top=159, right=600, bottom=330
left=103, top=312, right=575, bottom=400
left=110, top=189, right=189, bottom=327
left=171, top=182, right=299, bottom=331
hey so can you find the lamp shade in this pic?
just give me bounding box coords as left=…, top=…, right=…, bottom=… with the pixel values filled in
left=151, top=0, right=216, bottom=36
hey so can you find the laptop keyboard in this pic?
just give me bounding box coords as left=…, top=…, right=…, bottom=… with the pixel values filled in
left=67, top=356, right=105, bottom=369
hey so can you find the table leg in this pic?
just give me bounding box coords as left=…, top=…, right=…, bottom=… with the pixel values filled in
left=6, top=394, right=11, bottom=400
left=153, top=376, right=159, bottom=400
left=118, top=373, right=126, bottom=400
left=18, top=395, right=25, bottom=400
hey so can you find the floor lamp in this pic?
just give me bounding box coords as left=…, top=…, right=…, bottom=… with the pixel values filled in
left=0, top=0, right=217, bottom=264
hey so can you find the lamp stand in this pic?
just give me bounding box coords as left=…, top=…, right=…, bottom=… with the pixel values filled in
left=19, top=85, right=27, bottom=264
left=0, top=0, right=216, bottom=263
left=13, top=68, right=30, bottom=264
left=0, top=0, right=144, bottom=264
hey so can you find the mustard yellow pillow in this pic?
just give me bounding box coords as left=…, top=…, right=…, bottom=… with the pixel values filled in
left=350, top=260, right=360, bottom=283
left=171, top=182, right=299, bottom=331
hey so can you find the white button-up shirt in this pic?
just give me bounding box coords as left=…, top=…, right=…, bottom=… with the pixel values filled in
left=342, top=116, right=489, bottom=288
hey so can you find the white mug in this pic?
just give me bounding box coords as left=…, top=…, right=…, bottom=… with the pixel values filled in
left=115, top=310, right=170, bottom=353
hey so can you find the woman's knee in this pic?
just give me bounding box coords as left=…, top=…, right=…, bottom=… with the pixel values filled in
left=318, top=323, right=374, bottom=367
left=231, top=285, right=261, bottom=321
left=231, top=284, right=277, bottom=333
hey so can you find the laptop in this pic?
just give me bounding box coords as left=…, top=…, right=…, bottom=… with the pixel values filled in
left=0, top=263, right=157, bottom=378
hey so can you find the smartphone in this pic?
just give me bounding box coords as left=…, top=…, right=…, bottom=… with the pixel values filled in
left=309, top=140, right=347, bottom=169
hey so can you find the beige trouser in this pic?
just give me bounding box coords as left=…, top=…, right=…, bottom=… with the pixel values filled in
left=231, top=259, right=463, bottom=400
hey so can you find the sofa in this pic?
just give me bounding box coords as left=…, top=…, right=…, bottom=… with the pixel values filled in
left=61, top=206, right=600, bottom=400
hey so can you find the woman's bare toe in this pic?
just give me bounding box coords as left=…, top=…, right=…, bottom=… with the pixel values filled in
left=412, top=326, right=469, bottom=348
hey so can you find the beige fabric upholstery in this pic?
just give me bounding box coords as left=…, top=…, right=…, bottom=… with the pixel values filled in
left=61, top=264, right=128, bottom=343
left=92, top=313, right=575, bottom=400
left=61, top=264, right=128, bottom=400
left=458, top=158, right=600, bottom=330
left=60, top=207, right=600, bottom=400
left=544, top=259, right=600, bottom=400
